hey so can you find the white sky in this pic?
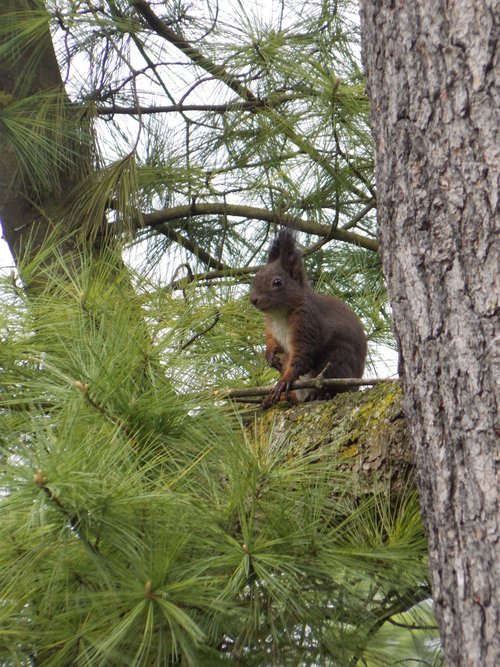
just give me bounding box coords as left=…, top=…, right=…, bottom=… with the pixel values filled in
left=0, top=230, right=14, bottom=276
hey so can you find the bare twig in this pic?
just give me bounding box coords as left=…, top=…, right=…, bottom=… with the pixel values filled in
left=216, top=377, right=398, bottom=400
left=341, top=199, right=376, bottom=230
left=388, top=618, right=439, bottom=631
left=334, top=129, right=377, bottom=199
left=169, top=265, right=257, bottom=291
left=95, top=94, right=295, bottom=116
left=180, top=311, right=221, bottom=350
left=158, top=222, right=227, bottom=271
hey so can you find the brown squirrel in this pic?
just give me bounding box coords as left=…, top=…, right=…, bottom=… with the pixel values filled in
left=250, top=229, right=367, bottom=409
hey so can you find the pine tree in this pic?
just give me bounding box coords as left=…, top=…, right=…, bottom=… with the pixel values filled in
left=0, top=1, right=439, bottom=664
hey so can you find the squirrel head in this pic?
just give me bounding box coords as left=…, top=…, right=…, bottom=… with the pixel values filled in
left=250, top=229, right=308, bottom=313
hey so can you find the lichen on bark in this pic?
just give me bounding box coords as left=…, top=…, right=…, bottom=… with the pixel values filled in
left=249, top=381, right=413, bottom=496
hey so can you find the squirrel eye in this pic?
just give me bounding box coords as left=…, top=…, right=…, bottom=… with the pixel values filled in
left=272, top=278, right=283, bottom=287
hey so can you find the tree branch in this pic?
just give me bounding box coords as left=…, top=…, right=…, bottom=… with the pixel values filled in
left=216, top=377, right=397, bottom=401
left=95, top=94, right=295, bottom=116
left=169, top=265, right=257, bottom=290
left=130, top=0, right=258, bottom=103
left=341, top=199, right=376, bottom=230
left=387, top=618, right=438, bottom=631
left=157, top=223, right=228, bottom=271
left=143, top=202, right=379, bottom=253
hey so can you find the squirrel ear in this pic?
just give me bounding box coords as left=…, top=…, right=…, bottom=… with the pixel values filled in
left=267, top=233, right=283, bottom=264
left=268, top=228, right=297, bottom=263
left=276, top=229, right=306, bottom=284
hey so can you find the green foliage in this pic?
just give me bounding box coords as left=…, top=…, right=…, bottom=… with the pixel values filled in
left=0, top=89, right=91, bottom=195
left=0, top=244, right=440, bottom=666
left=1, top=0, right=390, bottom=354
left=0, top=1, right=437, bottom=663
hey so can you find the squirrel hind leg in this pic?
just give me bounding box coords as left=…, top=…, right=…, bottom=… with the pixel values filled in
left=308, top=348, right=365, bottom=401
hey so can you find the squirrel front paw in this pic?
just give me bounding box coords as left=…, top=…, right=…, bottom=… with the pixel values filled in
left=261, top=379, right=293, bottom=409
left=265, top=350, right=284, bottom=372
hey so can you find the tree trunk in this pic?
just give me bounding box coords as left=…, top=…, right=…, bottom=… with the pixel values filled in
left=0, top=0, right=90, bottom=266
left=359, top=1, right=499, bottom=664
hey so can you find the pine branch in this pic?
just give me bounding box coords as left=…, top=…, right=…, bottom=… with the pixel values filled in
left=157, top=223, right=228, bottom=271
left=164, top=201, right=379, bottom=289
left=143, top=202, right=379, bottom=253
left=33, top=469, right=100, bottom=555
left=129, top=2, right=373, bottom=193
left=216, top=377, right=398, bottom=401
left=95, top=94, right=296, bottom=115
left=130, top=0, right=258, bottom=102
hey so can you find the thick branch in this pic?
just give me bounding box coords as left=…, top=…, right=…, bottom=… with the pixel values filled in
left=143, top=202, right=379, bottom=253
left=247, top=382, right=412, bottom=497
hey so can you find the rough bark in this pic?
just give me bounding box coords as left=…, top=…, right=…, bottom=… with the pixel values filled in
left=359, top=1, right=499, bottom=665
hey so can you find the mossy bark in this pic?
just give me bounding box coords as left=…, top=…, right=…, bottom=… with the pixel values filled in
left=249, top=381, right=413, bottom=496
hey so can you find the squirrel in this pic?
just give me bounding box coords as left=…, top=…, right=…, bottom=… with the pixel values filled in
left=250, top=228, right=367, bottom=409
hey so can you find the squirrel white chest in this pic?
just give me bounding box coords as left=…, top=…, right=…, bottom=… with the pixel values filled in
left=267, top=311, right=292, bottom=353
left=267, top=310, right=313, bottom=401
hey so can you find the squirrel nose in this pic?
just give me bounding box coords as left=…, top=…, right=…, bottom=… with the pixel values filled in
left=250, top=291, right=259, bottom=307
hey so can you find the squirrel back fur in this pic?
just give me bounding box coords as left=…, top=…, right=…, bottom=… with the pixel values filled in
left=250, top=228, right=367, bottom=408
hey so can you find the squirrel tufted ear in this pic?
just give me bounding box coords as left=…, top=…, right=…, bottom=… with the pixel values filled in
left=267, top=228, right=307, bottom=284
left=267, top=231, right=284, bottom=263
